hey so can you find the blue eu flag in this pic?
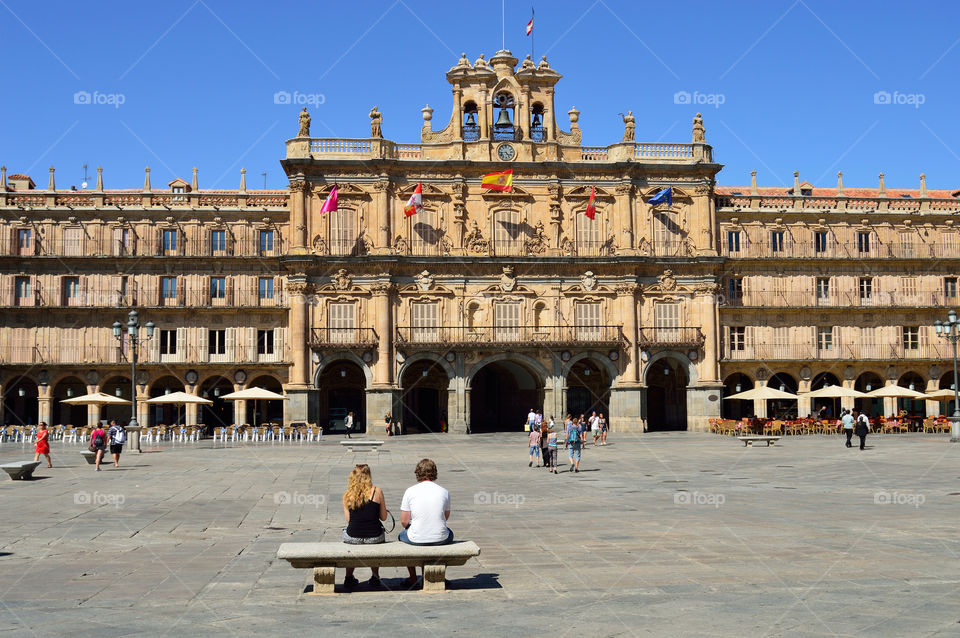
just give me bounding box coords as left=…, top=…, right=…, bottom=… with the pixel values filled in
left=648, top=187, right=672, bottom=206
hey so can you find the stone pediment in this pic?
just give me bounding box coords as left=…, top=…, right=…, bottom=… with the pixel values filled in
left=398, top=283, right=455, bottom=295
left=561, top=284, right=616, bottom=296
left=565, top=185, right=614, bottom=200
left=641, top=185, right=693, bottom=200
left=395, top=182, right=447, bottom=198
left=313, top=183, right=367, bottom=197
left=481, top=184, right=533, bottom=199
left=644, top=269, right=693, bottom=295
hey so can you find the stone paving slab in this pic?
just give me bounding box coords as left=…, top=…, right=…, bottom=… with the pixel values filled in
left=0, top=432, right=958, bottom=636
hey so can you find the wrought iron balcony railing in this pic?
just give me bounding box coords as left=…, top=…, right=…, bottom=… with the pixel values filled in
left=396, top=325, right=624, bottom=348
left=310, top=327, right=379, bottom=349
left=637, top=327, right=705, bottom=349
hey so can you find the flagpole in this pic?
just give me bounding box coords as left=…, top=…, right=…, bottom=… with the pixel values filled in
left=531, top=7, right=534, bottom=59
left=502, top=0, right=505, bottom=50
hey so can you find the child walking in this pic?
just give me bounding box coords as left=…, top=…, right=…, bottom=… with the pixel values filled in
left=528, top=426, right=542, bottom=467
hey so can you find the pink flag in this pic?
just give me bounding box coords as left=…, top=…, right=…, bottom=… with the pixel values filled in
left=320, top=184, right=338, bottom=214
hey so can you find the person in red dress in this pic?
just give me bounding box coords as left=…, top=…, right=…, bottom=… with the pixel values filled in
left=33, top=422, right=52, bottom=468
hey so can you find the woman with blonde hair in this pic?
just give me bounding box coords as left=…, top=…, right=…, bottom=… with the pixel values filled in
left=341, top=463, right=387, bottom=590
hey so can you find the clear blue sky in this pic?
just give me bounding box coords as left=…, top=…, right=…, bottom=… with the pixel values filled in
left=2, top=0, right=959, bottom=191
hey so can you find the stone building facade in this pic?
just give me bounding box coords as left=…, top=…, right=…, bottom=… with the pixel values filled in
left=0, top=50, right=955, bottom=432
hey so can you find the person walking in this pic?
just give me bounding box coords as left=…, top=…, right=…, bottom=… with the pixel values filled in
left=600, top=413, right=608, bottom=445
left=341, top=463, right=388, bottom=591
left=107, top=420, right=126, bottom=468
left=526, top=408, right=537, bottom=432
left=589, top=411, right=600, bottom=447
left=528, top=425, right=541, bottom=467
left=33, top=422, right=52, bottom=468
left=563, top=414, right=573, bottom=451
left=344, top=411, right=354, bottom=439
left=384, top=412, right=392, bottom=437
left=841, top=409, right=855, bottom=448
left=546, top=426, right=558, bottom=474
left=539, top=420, right=551, bottom=469
left=568, top=417, right=583, bottom=473
left=89, top=423, right=107, bottom=471
left=854, top=408, right=870, bottom=450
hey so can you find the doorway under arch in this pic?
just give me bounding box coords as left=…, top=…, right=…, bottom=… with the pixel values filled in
left=400, top=359, right=450, bottom=433
left=936, top=371, right=957, bottom=415
left=809, top=371, right=842, bottom=419
left=149, top=376, right=185, bottom=426
left=854, top=371, right=884, bottom=416
left=100, top=376, right=132, bottom=424
left=897, top=371, right=926, bottom=416
left=246, top=375, right=285, bottom=425
left=767, top=372, right=799, bottom=420
left=316, top=361, right=366, bottom=434
left=200, top=376, right=234, bottom=429
left=4, top=377, right=38, bottom=425
left=722, top=373, right=753, bottom=419
left=53, top=376, right=88, bottom=426
left=565, top=358, right=611, bottom=421
left=469, top=360, right=543, bottom=433
left=645, top=357, right=688, bottom=431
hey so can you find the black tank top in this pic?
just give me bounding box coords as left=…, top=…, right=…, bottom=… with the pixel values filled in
left=346, top=490, right=383, bottom=538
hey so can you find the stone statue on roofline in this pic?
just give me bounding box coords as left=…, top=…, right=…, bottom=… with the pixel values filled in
left=521, top=54, right=535, bottom=69
left=474, top=54, right=489, bottom=68
left=297, top=107, right=311, bottom=137
left=620, top=110, right=635, bottom=142
left=369, top=106, right=382, bottom=138
left=457, top=52, right=471, bottom=68
left=692, top=112, right=705, bottom=143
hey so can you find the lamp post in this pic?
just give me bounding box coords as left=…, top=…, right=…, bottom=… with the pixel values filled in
left=933, top=308, right=960, bottom=442
left=112, top=310, right=155, bottom=452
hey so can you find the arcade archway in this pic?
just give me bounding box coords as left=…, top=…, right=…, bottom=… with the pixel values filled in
left=897, top=371, right=926, bottom=416
left=400, top=359, right=450, bottom=433
left=246, top=375, right=285, bottom=425
left=809, top=371, right=842, bottom=419
left=100, top=376, right=132, bottom=424
left=199, top=375, right=234, bottom=429
left=53, top=376, right=87, bottom=426
left=149, top=376, right=185, bottom=426
left=316, top=360, right=366, bottom=433
left=565, top=357, right=611, bottom=421
left=645, top=357, right=688, bottom=431
left=3, top=377, right=38, bottom=425
left=767, top=372, right=799, bottom=419
left=854, top=371, right=884, bottom=416
left=469, top=360, right=543, bottom=433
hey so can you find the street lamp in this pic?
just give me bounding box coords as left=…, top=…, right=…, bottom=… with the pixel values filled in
left=112, top=310, right=155, bottom=451
left=933, top=308, right=960, bottom=442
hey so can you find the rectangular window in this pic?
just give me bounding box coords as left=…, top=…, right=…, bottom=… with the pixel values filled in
left=945, top=277, right=958, bottom=300
left=899, top=232, right=915, bottom=258
left=161, top=276, right=177, bottom=299
left=576, top=211, right=602, bottom=255
left=727, top=230, right=741, bottom=254
left=729, top=326, right=746, bottom=351
left=860, top=327, right=876, bottom=358
left=210, top=277, right=226, bottom=299
left=411, top=302, right=439, bottom=342
left=208, top=329, right=226, bottom=355
left=814, top=231, right=828, bottom=253
left=257, top=329, right=274, bottom=355
left=654, top=302, right=681, bottom=342
left=770, top=230, right=785, bottom=253
left=859, top=277, right=873, bottom=303
left=494, top=210, right=523, bottom=256
left=63, top=227, right=83, bottom=256
left=653, top=212, right=678, bottom=255
left=16, top=229, right=31, bottom=255
left=410, top=208, right=439, bottom=255
left=816, top=277, right=830, bottom=303
left=728, top=278, right=743, bottom=301
left=574, top=302, right=602, bottom=340
left=902, top=326, right=919, bottom=351
left=817, top=326, right=833, bottom=351
left=494, top=301, right=522, bottom=341
left=159, top=329, right=177, bottom=355
left=900, top=276, right=917, bottom=304
left=63, top=276, right=80, bottom=302
left=258, top=277, right=274, bottom=300
left=328, top=303, right=356, bottom=343
left=773, top=327, right=789, bottom=358
left=14, top=276, right=30, bottom=304
left=211, top=229, right=226, bottom=253
left=162, top=229, right=178, bottom=252
left=329, top=208, right=356, bottom=255
left=259, top=230, right=274, bottom=254
left=857, top=231, right=871, bottom=254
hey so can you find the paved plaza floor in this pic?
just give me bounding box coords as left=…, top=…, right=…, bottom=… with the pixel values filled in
left=1, top=431, right=958, bottom=637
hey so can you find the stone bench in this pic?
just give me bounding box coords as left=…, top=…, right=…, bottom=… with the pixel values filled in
left=1, top=461, right=41, bottom=480
left=277, top=540, right=481, bottom=594
left=339, top=440, right=384, bottom=452
left=738, top=436, right=781, bottom=447
left=81, top=450, right=98, bottom=464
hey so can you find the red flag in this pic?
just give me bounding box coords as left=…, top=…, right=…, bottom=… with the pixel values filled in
left=404, top=182, right=423, bottom=217
left=526, top=17, right=533, bottom=36
left=584, top=185, right=596, bottom=220
left=320, top=184, right=338, bottom=214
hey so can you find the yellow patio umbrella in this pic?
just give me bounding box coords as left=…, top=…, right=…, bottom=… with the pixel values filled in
left=866, top=384, right=928, bottom=399
left=61, top=391, right=130, bottom=405
left=219, top=387, right=288, bottom=426
left=724, top=386, right=798, bottom=401
left=799, top=385, right=870, bottom=399
left=924, top=388, right=958, bottom=400
left=145, top=391, right=212, bottom=425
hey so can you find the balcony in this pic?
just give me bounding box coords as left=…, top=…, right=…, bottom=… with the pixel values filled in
left=1, top=343, right=289, bottom=366
left=310, top=328, right=379, bottom=349
left=716, top=193, right=960, bottom=214
left=722, top=240, right=960, bottom=260
left=725, top=289, right=955, bottom=309
left=721, top=342, right=950, bottom=362
left=2, top=236, right=288, bottom=259
left=637, top=327, right=705, bottom=349
left=0, top=286, right=288, bottom=309
left=395, top=325, right=625, bottom=349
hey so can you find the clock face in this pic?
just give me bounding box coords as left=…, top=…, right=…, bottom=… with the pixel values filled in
left=497, top=144, right=516, bottom=161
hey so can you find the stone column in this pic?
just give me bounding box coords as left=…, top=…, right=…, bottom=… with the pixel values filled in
left=284, top=276, right=312, bottom=424
left=289, top=180, right=308, bottom=252
left=696, top=285, right=720, bottom=383
left=615, top=183, right=634, bottom=251
left=453, top=85, right=463, bottom=139
left=137, top=389, right=150, bottom=427
left=87, top=404, right=99, bottom=427
left=235, top=399, right=247, bottom=425
left=479, top=90, right=489, bottom=139
left=366, top=280, right=396, bottom=433
left=38, top=394, right=52, bottom=426
left=373, top=179, right=391, bottom=253
left=754, top=378, right=768, bottom=419
left=617, top=284, right=640, bottom=384
left=185, top=402, right=198, bottom=426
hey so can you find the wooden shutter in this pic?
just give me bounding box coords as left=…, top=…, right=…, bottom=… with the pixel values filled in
left=329, top=303, right=356, bottom=343
left=574, top=302, right=601, bottom=340
left=494, top=301, right=521, bottom=341
left=412, top=302, right=439, bottom=342
left=577, top=212, right=601, bottom=256
left=654, top=302, right=681, bottom=342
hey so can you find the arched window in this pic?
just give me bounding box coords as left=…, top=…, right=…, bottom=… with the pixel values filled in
left=463, top=101, right=479, bottom=141
left=492, top=92, right=515, bottom=141
left=530, top=103, right=545, bottom=142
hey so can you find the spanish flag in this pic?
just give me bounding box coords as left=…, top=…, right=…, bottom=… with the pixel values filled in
left=481, top=169, right=513, bottom=192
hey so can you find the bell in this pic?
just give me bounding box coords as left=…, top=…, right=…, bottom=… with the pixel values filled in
left=495, top=108, right=513, bottom=127
left=532, top=112, right=542, bottom=127
left=465, top=111, right=477, bottom=127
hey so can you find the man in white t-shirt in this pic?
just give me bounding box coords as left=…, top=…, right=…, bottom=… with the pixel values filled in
left=589, top=411, right=600, bottom=446
left=399, top=458, right=453, bottom=588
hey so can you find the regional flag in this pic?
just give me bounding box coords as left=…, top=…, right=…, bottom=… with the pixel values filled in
left=648, top=187, right=672, bottom=206
left=320, top=184, right=338, bottom=214
left=404, top=182, right=423, bottom=217
left=584, top=185, right=596, bottom=220
left=526, top=16, right=533, bottom=36
left=481, top=169, right=513, bottom=192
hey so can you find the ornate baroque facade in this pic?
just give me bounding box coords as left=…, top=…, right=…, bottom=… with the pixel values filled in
left=0, top=50, right=955, bottom=432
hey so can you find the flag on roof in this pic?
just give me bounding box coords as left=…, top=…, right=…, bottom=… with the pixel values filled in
left=481, top=169, right=513, bottom=192
left=320, top=184, right=338, bottom=214
left=648, top=187, right=672, bottom=206
left=526, top=15, right=533, bottom=36
left=404, top=182, right=423, bottom=217
left=584, top=185, right=596, bottom=220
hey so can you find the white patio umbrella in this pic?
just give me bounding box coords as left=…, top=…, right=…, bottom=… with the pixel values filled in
left=61, top=391, right=130, bottom=405
left=866, top=384, right=928, bottom=399
left=799, top=385, right=871, bottom=399
left=724, top=386, right=798, bottom=401
left=219, top=387, right=287, bottom=426
left=924, top=388, right=958, bottom=400
left=145, top=391, right=213, bottom=425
